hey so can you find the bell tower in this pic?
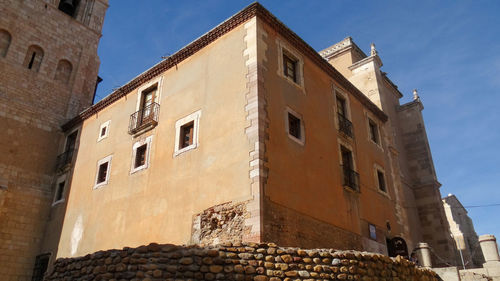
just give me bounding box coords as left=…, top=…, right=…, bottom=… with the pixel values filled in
left=0, top=0, right=108, bottom=280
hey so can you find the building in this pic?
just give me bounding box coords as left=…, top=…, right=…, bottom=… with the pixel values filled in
left=0, top=2, right=459, bottom=279
left=443, top=194, right=484, bottom=268
left=0, top=0, right=108, bottom=280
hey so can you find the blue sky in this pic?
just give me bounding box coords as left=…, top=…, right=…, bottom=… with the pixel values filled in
left=95, top=1, right=500, bottom=248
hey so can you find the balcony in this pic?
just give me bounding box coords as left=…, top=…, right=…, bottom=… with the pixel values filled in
left=338, top=114, right=354, bottom=138
left=129, top=103, right=160, bottom=135
left=56, top=149, right=74, bottom=171
left=341, top=165, right=359, bottom=192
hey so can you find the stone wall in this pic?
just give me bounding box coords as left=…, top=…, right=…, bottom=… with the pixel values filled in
left=46, top=242, right=439, bottom=281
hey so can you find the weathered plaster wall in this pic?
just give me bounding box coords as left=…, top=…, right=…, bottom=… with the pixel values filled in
left=46, top=242, right=440, bottom=281
left=57, top=20, right=254, bottom=258
left=0, top=0, right=107, bottom=279
left=260, top=23, right=400, bottom=251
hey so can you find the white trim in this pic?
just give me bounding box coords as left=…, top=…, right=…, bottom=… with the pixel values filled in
left=93, top=155, right=112, bottom=189
left=97, top=120, right=110, bottom=142
left=52, top=174, right=67, bottom=206
left=130, top=135, right=153, bottom=174
left=284, top=107, right=305, bottom=146
left=135, top=76, right=163, bottom=111
left=374, top=163, right=390, bottom=197
left=276, top=38, right=305, bottom=91
left=174, top=110, right=201, bottom=157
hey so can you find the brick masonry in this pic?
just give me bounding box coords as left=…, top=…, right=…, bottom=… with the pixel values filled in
left=45, top=241, right=440, bottom=281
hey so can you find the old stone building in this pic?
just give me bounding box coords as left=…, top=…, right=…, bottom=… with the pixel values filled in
left=0, top=0, right=108, bottom=280
left=1, top=2, right=458, bottom=280
left=443, top=194, right=484, bottom=268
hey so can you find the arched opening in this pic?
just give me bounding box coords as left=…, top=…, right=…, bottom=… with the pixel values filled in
left=23, top=45, right=44, bottom=72
left=58, top=0, right=80, bottom=17
left=55, top=59, right=72, bottom=84
left=0, top=29, right=11, bottom=58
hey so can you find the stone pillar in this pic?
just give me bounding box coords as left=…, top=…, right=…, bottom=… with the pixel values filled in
left=416, top=242, right=432, bottom=268
left=479, top=234, right=500, bottom=266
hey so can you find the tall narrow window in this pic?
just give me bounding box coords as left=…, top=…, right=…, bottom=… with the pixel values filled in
left=336, top=95, right=353, bottom=138
left=94, top=155, right=112, bottom=189
left=283, top=53, right=297, bottom=82
left=31, top=253, right=51, bottom=281
left=180, top=121, right=194, bottom=149
left=336, top=96, right=347, bottom=117
left=340, top=145, right=359, bottom=191
left=377, top=170, right=387, bottom=192
left=54, top=181, right=65, bottom=204
left=23, top=45, right=44, bottom=72
left=368, top=119, right=379, bottom=144
left=55, top=59, right=72, bottom=84
left=0, top=29, right=11, bottom=58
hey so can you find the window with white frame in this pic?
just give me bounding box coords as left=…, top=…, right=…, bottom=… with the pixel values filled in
left=276, top=39, right=304, bottom=89
left=52, top=175, right=66, bottom=205
left=131, top=135, right=153, bottom=173
left=174, top=110, right=201, bottom=156
left=94, top=155, right=112, bottom=189
left=374, top=164, right=387, bottom=193
left=97, top=120, right=110, bottom=142
left=285, top=107, right=305, bottom=145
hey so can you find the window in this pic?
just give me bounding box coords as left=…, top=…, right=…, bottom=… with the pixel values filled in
left=285, top=107, right=305, bottom=145
left=174, top=110, right=201, bottom=156
left=55, top=59, right=72, bottom=84
left=179, top=121, right=194, bottom=149
left=131, top=136, right=152, bottom=173
left=53, top=176, right=66, bottom=205
left=0, top=29, right=11, bottom=58
left=58, top=0, right=80, bottom=17
left=336, top=94, right=353, bottom=138
left=129, top=84, right=160, bottom=135
left=340, top=145, right=359, bottom=191
left=97, top=120, right=110, bottom=142
left=23, top=45, right=44, bottom=72
left=94, top=155, right=112, bottom=189
left=369, top=224, right=377, bottom=240
left=276, top=39, right=304, bottom=89
left=368, top=118, right=380, bottom=144
left=283, top=52, right=297, bottom=82
left=374, top=166, right=387, bottom=193
left=31, top=253, right=50, bottom=281
left=57, top=130, right=78, bottom=170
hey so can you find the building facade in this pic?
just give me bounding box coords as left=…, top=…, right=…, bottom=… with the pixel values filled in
left=1, top=2, right=459, bottom=279
left=0, top=0, right=108, bottom=280
left=443, top=194, right=484, bottom=268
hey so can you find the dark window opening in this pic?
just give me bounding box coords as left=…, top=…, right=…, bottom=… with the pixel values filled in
left=341, top=146, right=353, bottom=170
left=100, top=126, right=107, bottom=137
left=31, top=253, right=50, bottom=281
left=377, top=170, right=386, bottom=192
left=288, top=113, right=301, bottom=139
left=180, top=121, right=194, bottom=149
left=336, top=96, right=347, bottom=117
left=134, top=144, right=147, bottom=168
left=341, top=145, right=359, bottom=191
left=97, top=162, right=108, bottom=184
left=58, top=0, right=80, bottom=17
left=283, top=53, right=297, bottom=82
left=24, top=45, right=44, bottom=72
left=28, top=52, right=36, bottom=69
left=55, top=181, right=65, bottom=202
left=369, top=119, right=379, bottom=144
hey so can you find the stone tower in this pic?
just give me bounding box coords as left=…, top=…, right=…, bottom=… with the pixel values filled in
left=0, top=0, right=108, bottom=279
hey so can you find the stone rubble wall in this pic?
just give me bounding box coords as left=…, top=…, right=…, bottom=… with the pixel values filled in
left=46, top=242, right=440, bottom=281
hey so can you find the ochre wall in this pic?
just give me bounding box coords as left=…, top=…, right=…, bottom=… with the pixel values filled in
left=57, top=22, right=254, bottom=258
left=259, top=23, right=401, bottom=251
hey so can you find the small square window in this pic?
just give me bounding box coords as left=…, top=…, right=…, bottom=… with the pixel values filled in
left=131, top=136, right=152, bottom=173
left=174, top=110, right=201, bottom=156
left=369, top=119, right=379, bottom=144
left=283, top=53, right=297, bottom=82
left=288, top=113, right=301, bottom=139
left=377, top=170, right=386, bottom=192
left=179, top=121, right=194, bottom=149
left=94, top=155, right=112, bottom=189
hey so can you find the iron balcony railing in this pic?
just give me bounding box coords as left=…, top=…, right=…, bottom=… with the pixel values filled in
left=128, top=102, right=160, bottom=135
left=56, top=149, right=74, bottom=171
left=341, top=165, right=360, bottom=192
left=338, top=113, right=354, bottom=138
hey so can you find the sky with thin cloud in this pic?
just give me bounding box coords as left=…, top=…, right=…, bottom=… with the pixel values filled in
left=95, top=0, right=500, bottom=254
